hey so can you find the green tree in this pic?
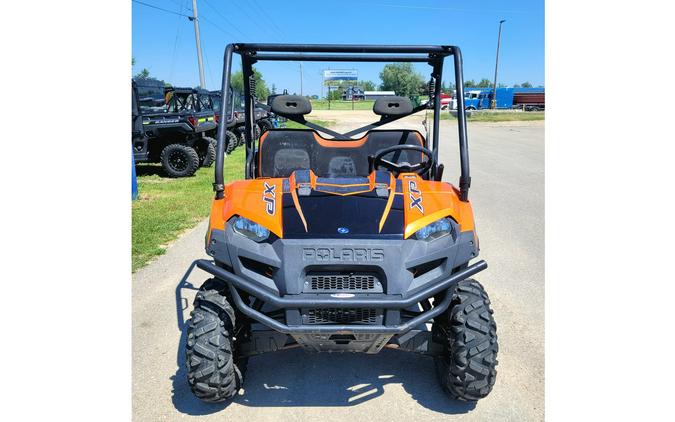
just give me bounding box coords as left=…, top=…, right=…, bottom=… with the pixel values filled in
left=521, top=81, right=533, bottom=88
left=477, top=78, right=492, bottom=88
left=230, top=67, right=270, bottom=100
left=271, top=83, right=277, bottom=95
left=465, top=79, right=477, bottom=88
left=327, top=89, right=342, bottom=101
left=497, top=83, right=508, bottom=88
left=440, top=81, right=456, bottom=93
left=134, top=68, right=151, bottom=79
left=513, top=83, right=521, bottom=88
left=360, top=80, right=376, bottom=91
left=379, top=63, right=425, bottom=98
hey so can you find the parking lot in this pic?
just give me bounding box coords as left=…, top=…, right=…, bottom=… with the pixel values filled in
left=132, top=114, right=544, bottom=421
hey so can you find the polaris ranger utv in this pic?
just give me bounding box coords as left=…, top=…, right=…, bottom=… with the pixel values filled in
left=230, top=92, right=274, bottom=150
left=207, top=90, right=274, bottom=154
left=182, top=44, right=498, bottom=404
left=132, top=80, right=217, bottom=177
left=199, top=89, right=240, bottom=157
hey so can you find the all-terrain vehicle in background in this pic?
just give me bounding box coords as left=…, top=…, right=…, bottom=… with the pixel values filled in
left=231, top=92, right=278, bottom=150
left=132, top=79, right=216, bottom=177
left=205, top=90, right=276, bottom=154
left=181, top=44, right=498, bottom=404
left=198, top=89, right=238, bottom=156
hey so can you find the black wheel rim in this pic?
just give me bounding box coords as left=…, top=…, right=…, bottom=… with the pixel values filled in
left=168, top=150, right=189, bottom=172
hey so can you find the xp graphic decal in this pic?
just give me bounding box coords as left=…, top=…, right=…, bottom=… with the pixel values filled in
left=263, top=182, right=276, bottom=215
left=408, top=180, right=424, bottom=214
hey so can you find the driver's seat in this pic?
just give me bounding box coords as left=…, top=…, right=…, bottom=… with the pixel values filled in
left=258, top=129, right=425, bottom=178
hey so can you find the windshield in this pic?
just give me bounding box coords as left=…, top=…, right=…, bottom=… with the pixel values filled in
left=213, top=44, right=470, bottom=200
left=210, top=95, right=221, bottom=111
left=135, top=79, right=167, bottom=114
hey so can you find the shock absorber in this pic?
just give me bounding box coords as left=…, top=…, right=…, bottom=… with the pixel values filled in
left=427, top=77, right=436, bottom=107
left=248, top=76, right=257, bottom=100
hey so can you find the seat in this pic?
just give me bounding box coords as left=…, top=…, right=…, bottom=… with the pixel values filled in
left=258, top=129, right=425, bottom=178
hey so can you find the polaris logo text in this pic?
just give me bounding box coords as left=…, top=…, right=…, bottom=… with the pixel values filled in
left=263, top=182, right=276, bottom=215
left=408, top=180, right=424, bottom=213
left=302, top=248, right=385, bottom=262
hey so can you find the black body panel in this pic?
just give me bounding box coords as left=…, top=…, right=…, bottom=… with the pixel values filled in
left=282, top=192, right=404, bottom=239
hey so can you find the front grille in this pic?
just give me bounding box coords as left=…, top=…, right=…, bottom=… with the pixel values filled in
left=306, top=273, right=378, bottom=291
left=305, top=308, right=378, bottom=324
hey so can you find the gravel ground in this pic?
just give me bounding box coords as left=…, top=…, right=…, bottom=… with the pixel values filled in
left=132, top=112, right=544, bottom=421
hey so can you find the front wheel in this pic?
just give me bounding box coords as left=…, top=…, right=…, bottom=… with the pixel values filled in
left=160, top=143, right=200, bottom=177
left=186, top=280, right=247, bottom=403
left=225, top=130, right=238, bottom=154
left=257, top=119, right=274, bottom=135
left=198, top=138, right=216, bottom=167
left=434, top=279, right=498, bottom=401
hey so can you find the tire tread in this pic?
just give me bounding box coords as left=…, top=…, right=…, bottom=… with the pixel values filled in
left=435, top=278, right=498, bottom=401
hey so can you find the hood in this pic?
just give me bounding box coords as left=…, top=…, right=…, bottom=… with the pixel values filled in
left=220, top=170, right=474, bottom=239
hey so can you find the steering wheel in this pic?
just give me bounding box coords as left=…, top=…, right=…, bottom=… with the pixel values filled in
left=371, top=144, right=434, bottom=176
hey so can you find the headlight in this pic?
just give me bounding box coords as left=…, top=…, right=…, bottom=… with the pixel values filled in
left=414, top=217, right=454, bottom=241
left=232, top=216, right=270, bottom=242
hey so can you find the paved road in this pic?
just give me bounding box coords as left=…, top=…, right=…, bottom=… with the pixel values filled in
left=132, top=117, right=544, bottom=421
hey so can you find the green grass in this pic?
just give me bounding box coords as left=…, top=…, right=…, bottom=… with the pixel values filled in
left=283, top=119, right=335, bottom=129
left=438, top=111, right=545, bottom=122
left=310, top=100, right=375, bottom=110
left=132, top=148, right=245, bottom=271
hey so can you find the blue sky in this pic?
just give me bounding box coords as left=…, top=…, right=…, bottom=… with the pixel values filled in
left=132, top=0, right=544, bottom=95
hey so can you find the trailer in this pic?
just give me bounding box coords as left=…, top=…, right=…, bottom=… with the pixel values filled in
left=462, top=87, right=544, bottom=111
left=513, top=91, right=545, bottom=111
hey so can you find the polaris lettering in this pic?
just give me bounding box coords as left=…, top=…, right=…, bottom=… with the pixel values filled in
left=302, top=248, right=385, bottom=262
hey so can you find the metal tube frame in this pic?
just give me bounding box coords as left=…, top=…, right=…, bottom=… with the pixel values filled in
left=213, top=43, right=471, bottom=201
left=186, top=258, right=487, bottom=334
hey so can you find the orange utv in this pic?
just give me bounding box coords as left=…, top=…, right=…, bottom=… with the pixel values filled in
left=181, top=43, right=498, bottom=404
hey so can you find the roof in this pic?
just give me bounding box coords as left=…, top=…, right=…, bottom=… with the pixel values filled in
left=165, top=87, right=195, bottom=94
left=364, top=91, right=396, bottom=96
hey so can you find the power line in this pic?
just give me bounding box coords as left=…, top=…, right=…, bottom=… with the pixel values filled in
left=203, top=44, right=216, bottom=89
left=201, top=0, right=247, bottom=39
left=248, top=0, right=287, bottom=41
left=167, top=0, right=191, bottom=11
left=168, top=0, right=188, bottom=81
left=132, top=0, right=191, bottom=18
left=236, top=1, right=282, bottom=41
left=199, top=15, right=238, bottom=39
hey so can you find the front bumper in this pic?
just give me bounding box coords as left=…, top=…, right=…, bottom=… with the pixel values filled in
left=193, top=258, right=487, bottom=335
left=194, top=223, right=485, bottom=353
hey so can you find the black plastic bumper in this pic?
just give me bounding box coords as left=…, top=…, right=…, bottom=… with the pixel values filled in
left=192, top=258, right=487, bottom=335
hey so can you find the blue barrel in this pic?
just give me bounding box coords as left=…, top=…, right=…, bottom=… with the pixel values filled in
left=132, top=147, right=138, bottom=200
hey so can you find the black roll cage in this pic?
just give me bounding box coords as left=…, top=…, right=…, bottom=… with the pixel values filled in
left=214, top=43, right=471, bottom=202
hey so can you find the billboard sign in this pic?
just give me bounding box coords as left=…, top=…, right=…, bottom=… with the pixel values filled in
left=323, top=69, right=358, bottom=81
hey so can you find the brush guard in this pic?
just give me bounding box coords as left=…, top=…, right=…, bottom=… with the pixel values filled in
left=185, top=258, right=487, bottom=335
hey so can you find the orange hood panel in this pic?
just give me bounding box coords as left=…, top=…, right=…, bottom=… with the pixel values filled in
left=209, top=172, right=475, bottom=240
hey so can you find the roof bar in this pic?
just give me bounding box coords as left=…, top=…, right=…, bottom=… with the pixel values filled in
left=235, top=43, right=454, bottom=55
left=252, top=53, right=436, bottom=63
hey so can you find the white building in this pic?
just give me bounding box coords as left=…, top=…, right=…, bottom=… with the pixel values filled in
left=364, top=90, right=396, bottom=100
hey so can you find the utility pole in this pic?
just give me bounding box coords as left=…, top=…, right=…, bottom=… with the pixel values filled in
left=491, top=19, right=506, bottom=109
left=300, top=62, right=304, bottom=96
left=190, top=0, right=206, bottom=88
